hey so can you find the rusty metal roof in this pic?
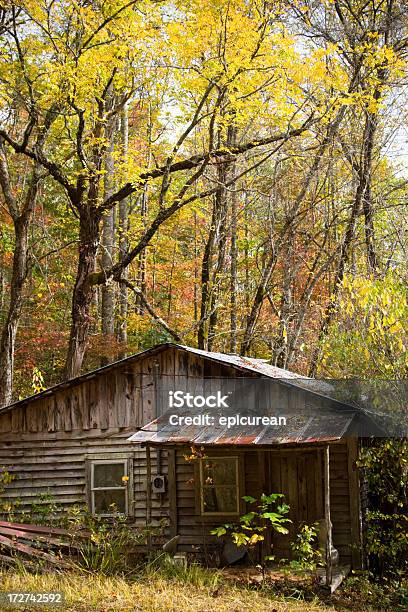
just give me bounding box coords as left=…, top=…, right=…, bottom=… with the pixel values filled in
left=178, top=346, right=306, bottom=380
left=128, top=409, right=355, bottom=446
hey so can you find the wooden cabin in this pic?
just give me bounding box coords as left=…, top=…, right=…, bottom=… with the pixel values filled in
left=0, top=343, right=368, bottom=584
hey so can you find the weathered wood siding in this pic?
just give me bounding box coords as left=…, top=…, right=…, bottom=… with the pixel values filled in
left=0, top=348, right=235, bottom=522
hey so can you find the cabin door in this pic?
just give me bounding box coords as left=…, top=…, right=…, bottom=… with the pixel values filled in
left=265, top=449, right=324, bottom=560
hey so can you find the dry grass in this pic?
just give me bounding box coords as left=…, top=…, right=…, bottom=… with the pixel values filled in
left=0, top=569, right=334, bottom=612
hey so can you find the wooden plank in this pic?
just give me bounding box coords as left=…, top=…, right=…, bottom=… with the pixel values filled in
left=141, top=359, right=155, bottom=424
left=168, top=449, right=178, bottom=538
left=175, top=348, right=188, bottom=398
left=88, top=379, right=99, bottom=429
left=11, top=407, right=25, bottom=433
left=347, top=437, right=362, bottom=569
left=40, top=402, right=49, bottom=432
left=107, top=372, right=117, bottom=428
left=297, top=454, right=307, bottom=523
left=315, top=449, right=323, bottom=518
left=26, top=404, right=38, bottom=433
left=0, top=534, right=70, bottom=567
left=81, top=383, right=90, bottom=431
left=0, top=521, right=88, bottom=536
left=306, top=452, right=317, bottom=522
left=0, top=526, right=83, bottom=548
left=187, top=353, right=204, bottom=398
left=98, top=377, right=109, bottom=430
left=70, top=386, right=82, bottom=430
left=324, top=444, right=333, bottom=587
left=64, top=395, right=72, bottom=432
left=54, top=392, right=65, bottom=431
left=46, top=397, right=56, bottom=432
left=288, top=455, right=298, bottom=527
left=130, top=360, right=142, bottom=426
left=0, top=411, right=12, bottom=433
left=116, top=370, right=128, bottom=428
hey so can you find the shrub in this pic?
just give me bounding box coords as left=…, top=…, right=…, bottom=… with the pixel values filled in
left=289, top=523, right=323, bottom=571
left=211, top=493, right=291, bottom=565
left=358, top=440, right=408, bottom=580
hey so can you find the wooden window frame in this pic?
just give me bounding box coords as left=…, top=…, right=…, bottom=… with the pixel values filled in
left=199, top=455, right=240, bottom=517
left=85, top=456, right=134, bottom=518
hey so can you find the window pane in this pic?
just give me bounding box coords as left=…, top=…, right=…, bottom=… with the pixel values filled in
left=93, top=463, right=125, bottom=488
left=202, top=458, right=236, bottom=486
left=93, top=489, right=126, bottom=514
left=203, top=486, right=237, bottom=513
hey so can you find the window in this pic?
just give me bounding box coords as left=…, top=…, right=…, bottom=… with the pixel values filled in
left=88, top=460, right=129, bottom=517
left=199, top=456, right=239, bottom=515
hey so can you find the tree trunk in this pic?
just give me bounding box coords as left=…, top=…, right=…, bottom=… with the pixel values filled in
left=207, top=158, right=229, bottom=351
left=0, top=143, right=40, bottom=406
left=229, top=181, right=238, bottom=353
left=308, top=111, right=377, bottom=375
left=240, top=111, right=345, bottom=356
left=361, top=109, right=379, bottom=275
left=273, top=230, right=296, bottom=368
left=0, top=214, right=30, bottom=406
left=198, top=203, right=217, bottom=349
left=64, top=207, right=100, bottom=380
left=229, top=127, right=238, bottom=354
left=199, top=125, right=235, bottom=351
left=101, top=125, right=116, bottom=338
left=117, top=103, right=129, bottom=346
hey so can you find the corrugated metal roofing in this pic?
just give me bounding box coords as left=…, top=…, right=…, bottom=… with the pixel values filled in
left=177, top=345, right=306, bottom=380
left=128, top=409, right=354, bottom=446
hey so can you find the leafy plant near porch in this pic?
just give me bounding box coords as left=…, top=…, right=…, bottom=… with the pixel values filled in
left=211, top=493, right=291, bottom=561
left=289, top=523, right=323, bottom=571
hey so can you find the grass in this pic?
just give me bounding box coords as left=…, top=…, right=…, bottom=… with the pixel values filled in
left=1, top=564, right=405, bottom=611
left=0, top=568, right=331, bottom=612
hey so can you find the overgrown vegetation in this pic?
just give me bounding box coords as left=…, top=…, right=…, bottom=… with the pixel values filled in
left=357, top=440, right=408, bottom=581
left=289, top=523, right=323, bottom=572
left=0, top=489, right=168, bottom=575
left=211, top=493, right=291, bottom=564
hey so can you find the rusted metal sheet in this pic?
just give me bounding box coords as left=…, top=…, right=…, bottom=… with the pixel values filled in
left=128, top=411, right=354, bottom=446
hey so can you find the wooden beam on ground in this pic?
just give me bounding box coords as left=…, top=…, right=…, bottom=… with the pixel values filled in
left=0, top=521, right=89, bottom=537
left=0, top=534, right=70, bottom=567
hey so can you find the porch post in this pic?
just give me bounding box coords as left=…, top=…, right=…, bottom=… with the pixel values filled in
left=324, top=444, right=333, bottom=587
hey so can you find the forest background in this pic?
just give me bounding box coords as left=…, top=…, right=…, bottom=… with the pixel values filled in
left=0, top=0, right=407, bottom=407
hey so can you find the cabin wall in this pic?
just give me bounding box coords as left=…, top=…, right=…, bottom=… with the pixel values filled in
left=0, top=349, right=242, bottom=520
left=0, top=347, right=361, bottom=568
left=329, top=440, right=353, bottom=565
left=159, top=443, right=357, bottom=567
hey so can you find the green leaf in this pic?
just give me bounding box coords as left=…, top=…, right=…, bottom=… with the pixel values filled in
left=242, top=495, right=256, bottom=504
left=210, top=526, right=226, bottom=537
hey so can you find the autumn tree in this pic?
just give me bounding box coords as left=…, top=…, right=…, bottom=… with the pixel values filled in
left=0, top=0, right=328, bottom=392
